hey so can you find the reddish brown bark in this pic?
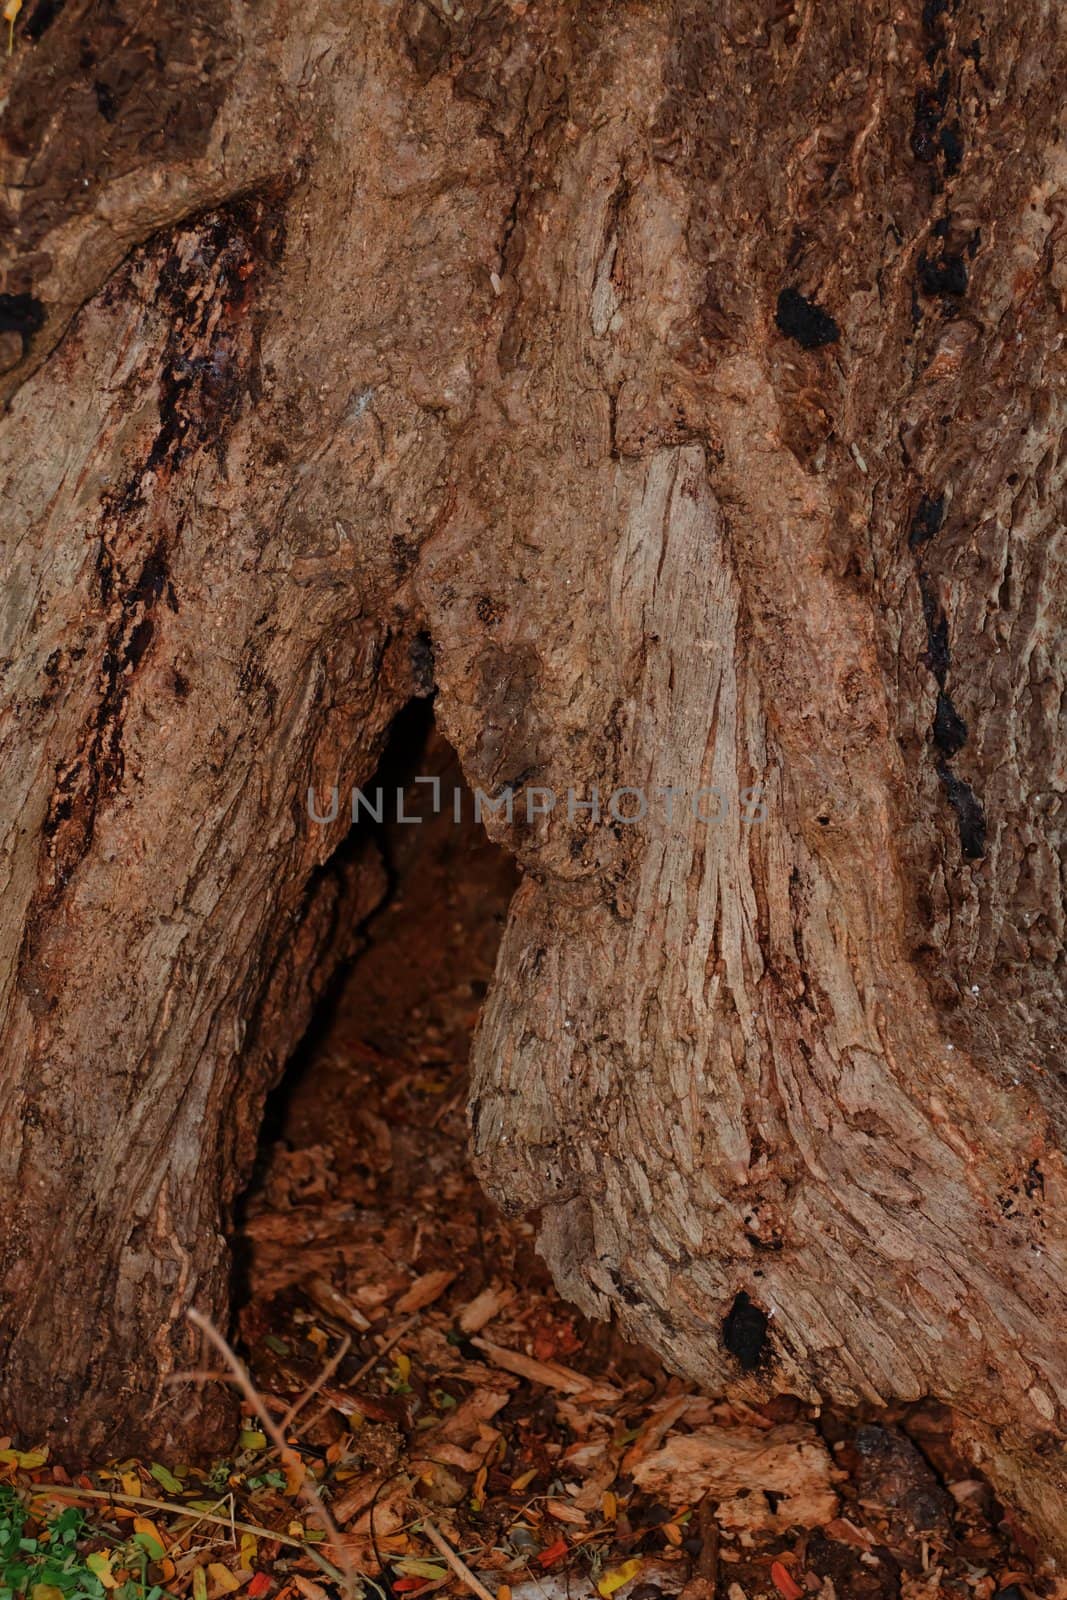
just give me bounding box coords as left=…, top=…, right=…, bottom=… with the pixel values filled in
left=1, top=0, right=1064, bottom=1556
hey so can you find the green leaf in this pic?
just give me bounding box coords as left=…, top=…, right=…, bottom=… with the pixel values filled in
left=148, top=1465, right=183, bottom=1495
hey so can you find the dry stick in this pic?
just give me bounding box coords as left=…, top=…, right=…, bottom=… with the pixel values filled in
left=236, top=1331, right=355, bottom=1489
left=281, top=1333, right=352, bottom=1431
left=417, top=1517, right=497, bottom=1600
left=35, top=1486, right=329, bottom=1558
left=696, top=1495, right=719, bottom=1589
left=302, top=1317, right=417, bottom=1438
left=187, top=1307, right=361, bottom=1598
left=156, top=1489, right=234, bottom=1557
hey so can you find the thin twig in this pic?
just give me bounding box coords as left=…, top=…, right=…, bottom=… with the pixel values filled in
left=282, top=1334, right=352, bottom=1431
left=34, top=1486, right=335, bottom=1562
left=187, top=1306, right=361, bottom=1597
left=417, top=1517, right=496, bottom=1600
left=239, top=1332, right=355, bottom=1485
left=302, top=1317, right=416, bottom=1436
left=349, top=1318, right=416, bottom=1389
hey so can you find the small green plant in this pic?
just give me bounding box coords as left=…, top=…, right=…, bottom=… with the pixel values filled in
left=0, top=1487, right=172, bottom=1600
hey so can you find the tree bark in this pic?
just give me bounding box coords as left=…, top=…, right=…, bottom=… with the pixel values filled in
left=1, top=0, right=1065, bottom=1556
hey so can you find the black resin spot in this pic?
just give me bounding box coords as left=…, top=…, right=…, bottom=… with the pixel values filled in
left=775, top=287, right=840, bottom=349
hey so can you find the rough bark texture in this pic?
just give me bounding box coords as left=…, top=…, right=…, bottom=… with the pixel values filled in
left=1, top=0, right=1065, bottom=1558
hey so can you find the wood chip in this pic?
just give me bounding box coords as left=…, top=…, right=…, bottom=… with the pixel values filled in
left=458, top=1284, right=515, bottom=1333
left=471, top=1338, right=618, bottom=1400
left=545, top=1499, right=589, bottom=1526
left=304, top=1275, right=372, bottom=1332
left=621, top=1393, right=694, bottom=1472
left=394, top=1269, right=457, bottom=1313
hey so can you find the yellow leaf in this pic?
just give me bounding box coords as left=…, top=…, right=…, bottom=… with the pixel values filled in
left=602, top=1491, right=617, bottom=1522
left=31, top=1585, right=65, bottom=1600
left=393, top=1561, right=448, bottom=1580
left=193, top=1567, right=208, bottom=1600
left=0, top=1447, right=48, bottom=1469
left=394, top=1352, right=411, bottom=1383
left=239, top=1430, right=267, bottom=1452
left=498, top=1587, right=512, bottom=1600
left=209, top=1563, right=241, bottom=1593
left=122, top=1473, right=142, bottom=1498
left=134, top=1518, right=167, bottom=1552
left=662, top=1523, right=682, bottom=1547
left=240, top=1535, right=257, bottom=1569
left=86, top=1553, right=116, bottom=1590
left=510, top=1469, right=537, bottom=1492
left=597, top=1560, right=641, bottom=1599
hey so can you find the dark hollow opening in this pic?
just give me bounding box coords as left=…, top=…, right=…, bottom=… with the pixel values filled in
left=233, top=697, right=523, bottom=1330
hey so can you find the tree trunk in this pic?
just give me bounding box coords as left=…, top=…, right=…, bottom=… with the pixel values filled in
left=2, top=0, right=1065, bottom=1557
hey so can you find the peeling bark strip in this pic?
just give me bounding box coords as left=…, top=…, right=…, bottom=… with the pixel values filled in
left=1, top=0, right=1066, bottom=1559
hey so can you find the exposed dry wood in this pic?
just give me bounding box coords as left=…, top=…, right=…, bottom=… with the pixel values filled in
left=631, top=1424, right=840, bottom=1531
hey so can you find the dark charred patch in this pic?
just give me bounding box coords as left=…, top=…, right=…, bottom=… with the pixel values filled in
left=0, top=292, right=45, bottom=358
left=25, top=197, right=283, bottom=900
left=911, top=74, right=949, bottom=163
left=22, top=0, right=64, bottom=39
left=921, top=0, right=948, bottom=35
left=391, top=534, right=420, bottom=576
left=937, top=762, right=986, bottom=859
left=1024, top=1159, right=1044, bottom=1200
left=918, top=250, right=967, bottom=297
left=722, top=1289, right=768, bottom=1371
left=607, top=1268, right=643, bottom=1308
left=409, top=632, right=436, bottom=696
left=908, top=492, right=944, bottom=549
left=933, top=689, right=967, bottom=755
left=919, top=574, right=950, bottom=685
left=940, top=123, right=964, bottom=174
left=93, top=79, right=118, bottom=121
left=0, top=0, right=237, bottom=287
left=774, top=287, right=840, bottom=349
left=125, top=543, right=169, bottom=610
